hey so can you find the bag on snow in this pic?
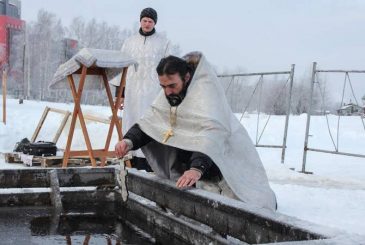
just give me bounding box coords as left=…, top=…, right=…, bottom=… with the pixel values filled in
left=14, top=138, right=57, bottom=156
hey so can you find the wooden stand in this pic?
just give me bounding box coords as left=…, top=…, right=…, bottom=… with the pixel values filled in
left=62, top=65, right=127, bottom=168
left=31, top=106, right=112, bottom=144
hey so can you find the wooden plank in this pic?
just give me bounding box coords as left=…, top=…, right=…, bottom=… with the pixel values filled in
left=5, top=152, right=41, bottom=166
left=68, top=149, right=116, bottom=158
left=4, top=153, right=95, bottom=167
left=83, top=114, right=111, bottom=124
left=52, top=110, right=71, bottom=143
left=0, top=192, right=51, bottom=207
left=74, top=67, right=104, bottom=75
left=63, top=68, right=97, bottom=167
left=41, top=156, right=87, bottom=168
left=101, top=68, right=126, bottom=166
left=4, top=152, right=22, bottom=163
left=102, top=69, right=123, bottom=141
left=30, top=106, right=71, bottom=144
left=126, top=170, right=329, bottom=244
left=31, top=106, right=50, bottom=142
left=73, top=67, right=96, bottom=167
left=39, top=156, right=119, bottom=168
left=119, top=193, right=234, bottom=245
left=49, top=170, right=63, bottom=211
left=0, top=167, right=116, bottom=188
left=48, top=108, right=69, bottom=115
left=62, top=75, right=79, bottom=167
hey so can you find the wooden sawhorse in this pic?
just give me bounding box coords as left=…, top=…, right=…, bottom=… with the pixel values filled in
left=62, top=65, right=127, bottom=167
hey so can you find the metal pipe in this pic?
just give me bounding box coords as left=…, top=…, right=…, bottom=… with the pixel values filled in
left=307, top=148, right=365, bottom=158
left=256, top=144, right=285, bottom=148
left=316, top=70, right=365, bottom=73
left=218, top=71, right=291, bottom=77
left=281, top=64, right=295, bottom=163
left=301, top=62, right=317, bottom=173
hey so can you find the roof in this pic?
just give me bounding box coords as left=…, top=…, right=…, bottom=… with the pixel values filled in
left=338, top=103, right=364, bottom=111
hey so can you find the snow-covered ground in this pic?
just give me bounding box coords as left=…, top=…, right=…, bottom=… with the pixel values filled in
left=1, top=98, right=364, bottom=236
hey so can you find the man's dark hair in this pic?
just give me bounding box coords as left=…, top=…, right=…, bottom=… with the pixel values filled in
left=156, top=55, right=192, bottom=82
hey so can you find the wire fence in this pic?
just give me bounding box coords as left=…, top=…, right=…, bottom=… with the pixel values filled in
left=301, top=62, right=365, bottom=173
left=218, top=65, right=295, bottom=163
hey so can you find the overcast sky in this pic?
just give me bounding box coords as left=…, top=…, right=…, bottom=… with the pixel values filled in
left=21, top=0, right=365, bottom=98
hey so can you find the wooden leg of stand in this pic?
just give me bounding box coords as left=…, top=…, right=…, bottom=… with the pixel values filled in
left=83, top=235, right=91, bottom=245
left=62, top=95, right=79, bottom=168
left=65, top=235, right=72, bottom=245
left=100, top=68, right=127, bottom=166
left=64, top=67, right=97, bottom=167
left=70, top=68, right=97, bottom=167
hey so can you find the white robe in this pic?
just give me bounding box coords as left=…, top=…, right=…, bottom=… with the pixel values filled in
left=138, top=54, right=277, bottom=211
left=110, top=32, right=170, bottom=157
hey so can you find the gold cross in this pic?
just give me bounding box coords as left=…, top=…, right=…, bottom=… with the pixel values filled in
left=162, top=128, right=174, bottom=143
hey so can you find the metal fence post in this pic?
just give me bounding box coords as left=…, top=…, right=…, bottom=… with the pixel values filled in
left=301, top=62, right=316, bottom=173
left=281, top=64, right=295, bottom=163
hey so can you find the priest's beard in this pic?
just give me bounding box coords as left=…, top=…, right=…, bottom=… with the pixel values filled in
left=166, top=82, right=189, bottom=107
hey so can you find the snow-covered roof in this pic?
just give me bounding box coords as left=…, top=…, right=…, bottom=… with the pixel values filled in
left=49, top=48, right=138, bottom=90
left=338, top=103, right=363, bottom=110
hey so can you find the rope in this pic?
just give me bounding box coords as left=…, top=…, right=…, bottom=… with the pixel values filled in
left=239, top=75, right=262, bottom=122
left=316, top=73, right=338, bottom=151
left=346, top=73, right=365, bottom=131
left=336, top=72, right=348, bottom=151
left=256, top=76, right=264, bottom=144
left=225, top=75, right=235, bottom=93
left=257, top=76, right=290, bottom=143
left=315, top=72, right=365, bottom=152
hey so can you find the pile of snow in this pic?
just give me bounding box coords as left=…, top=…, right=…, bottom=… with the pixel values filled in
left=1, top=97, right=364, bottom=236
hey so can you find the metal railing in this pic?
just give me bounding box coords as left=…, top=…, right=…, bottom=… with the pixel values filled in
left=301, top=62, right=365, bottom=173
left=218, top=64, right=295, bottom=163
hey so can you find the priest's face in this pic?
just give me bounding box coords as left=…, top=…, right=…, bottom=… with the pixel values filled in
left=140, top=17, right=155, bottom=33
left=159, top=72, right=190, bottom=106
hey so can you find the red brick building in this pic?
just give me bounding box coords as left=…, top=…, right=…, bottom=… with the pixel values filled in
left=0, top=0, right=25, bottom=68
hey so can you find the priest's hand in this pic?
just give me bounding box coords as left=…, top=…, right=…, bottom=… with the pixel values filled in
left=176, top=169, right=202, bottom=188
left=115, top=140, right=130, bottom=158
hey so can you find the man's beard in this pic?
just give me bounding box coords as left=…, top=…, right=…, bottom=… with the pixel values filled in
left=166, top=93, right=184, bottom=106
left=166, top=83, right=189, bottom=107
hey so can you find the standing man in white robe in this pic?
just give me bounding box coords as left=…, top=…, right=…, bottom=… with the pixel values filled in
left=110, top=7, right=170, bottom=171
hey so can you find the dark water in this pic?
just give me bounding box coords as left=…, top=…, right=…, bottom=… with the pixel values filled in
left=0, top=207, right=162, bottom=245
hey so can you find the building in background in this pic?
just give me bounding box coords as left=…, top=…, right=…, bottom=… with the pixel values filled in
left=337, top=102, right=365, bottom=116
left=0, top=0, right=25, bottom=99
left=0, top=0, right=24, bottom=68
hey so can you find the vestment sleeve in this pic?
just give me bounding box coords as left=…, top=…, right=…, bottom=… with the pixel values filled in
left=123, top=123, right=153, bottom=150
left=189, top=151, right=214, bottom=176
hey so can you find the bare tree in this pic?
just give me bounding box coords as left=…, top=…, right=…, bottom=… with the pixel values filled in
left=65, top=17, right=131, bottom=50
left=25, top=9, right=65, bottom=100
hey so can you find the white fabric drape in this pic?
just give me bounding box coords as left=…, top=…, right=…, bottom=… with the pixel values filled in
left=138, top=54, right=277, bottom=211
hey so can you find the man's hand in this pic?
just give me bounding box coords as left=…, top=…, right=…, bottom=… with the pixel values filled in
left=115, top=140, right=130, bottom=158
left=176, top=169, right=202, bottom=188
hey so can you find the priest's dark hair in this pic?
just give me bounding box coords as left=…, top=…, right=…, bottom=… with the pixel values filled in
left=156, top=55, right=193, bottom=82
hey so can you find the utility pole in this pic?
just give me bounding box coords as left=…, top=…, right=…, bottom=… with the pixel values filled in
left=2, top=67, right=7, bottom=124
